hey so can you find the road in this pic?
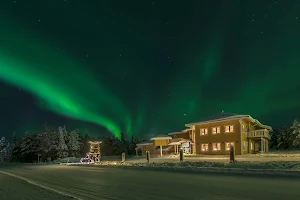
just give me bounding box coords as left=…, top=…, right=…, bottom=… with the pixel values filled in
left=0, top=171, right=72, bottom=200
left=0, top=164, right=299, bottom=200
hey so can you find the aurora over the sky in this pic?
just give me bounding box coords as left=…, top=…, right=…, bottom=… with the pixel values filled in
left=1, top=0, right=300, bottom=139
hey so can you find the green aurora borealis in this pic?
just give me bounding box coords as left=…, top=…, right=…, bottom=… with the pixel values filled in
left=1, top=1, right=300, bottom=138
left=0, top=19, right=133, bottom=138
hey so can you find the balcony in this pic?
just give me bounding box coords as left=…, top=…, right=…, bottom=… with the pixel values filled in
left=247, top=129, right=271, bottom=140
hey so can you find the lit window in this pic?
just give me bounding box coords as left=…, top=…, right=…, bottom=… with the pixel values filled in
left=212, top=127, right=220, bottom=134
left=200, top=128, right=208, bottom=135
left=225, top=142, right=234, bottom=151
left=201, top=144, right=209, bottom=151
left=212, top=143, right=221, bottom=151
left=225, top=125, right=234, bottom=133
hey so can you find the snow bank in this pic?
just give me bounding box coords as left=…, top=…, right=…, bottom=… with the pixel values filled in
left=53, top=157, right=80, bottom=164
left=93, top=160, right=300, bottom=172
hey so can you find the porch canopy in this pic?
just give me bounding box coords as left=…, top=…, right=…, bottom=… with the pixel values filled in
left=168, top=138, right=193, bottom=154
left=150, top=134, right=172, bottom=157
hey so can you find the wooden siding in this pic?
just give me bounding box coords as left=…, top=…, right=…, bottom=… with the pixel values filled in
left=153, top=139, right=170, bottom=146
left=194, top=119, right=242, bottom=155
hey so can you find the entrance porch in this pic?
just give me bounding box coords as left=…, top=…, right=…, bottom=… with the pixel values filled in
left=247, top=129, right=270, bottom=153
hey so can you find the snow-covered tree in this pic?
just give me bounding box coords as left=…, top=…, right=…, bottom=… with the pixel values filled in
left=19, top=132, right=39, bottom=162
left=62, top=125, right=70, bottom=145
left=276, top=126, right=294, bottom=150
left=291, top=119, right=300, bottom=147
left=0, top=136, right=7, bottom=162
left=67, top=129, right=82, bottom=157
left=57, top=126, right=68, bottom=158
left=11, top=132, right=22, bottom=161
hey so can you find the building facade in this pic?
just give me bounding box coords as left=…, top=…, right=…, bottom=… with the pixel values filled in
left=136, top=113, right=272, bottom=156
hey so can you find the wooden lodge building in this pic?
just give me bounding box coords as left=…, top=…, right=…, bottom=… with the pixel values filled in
left=135, top=113, right=272, bottom=156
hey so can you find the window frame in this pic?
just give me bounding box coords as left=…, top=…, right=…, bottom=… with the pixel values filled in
left=212, top=126, right=221, bottom=134
left=200, top=128, right=208, bottom=136
left=225, top=142, right=235, bottom=151
left=201, top=143, right=209, bottom=152
left=212, top=143, right=221, bottom=151
left=225, top=125, right=234, bottom=133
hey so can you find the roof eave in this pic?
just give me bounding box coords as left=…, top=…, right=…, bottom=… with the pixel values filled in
left=150, top=137, right=172, bottom=141
left=185, top=115, right=251, bottom=127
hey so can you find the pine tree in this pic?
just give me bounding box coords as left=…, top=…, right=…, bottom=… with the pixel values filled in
left=68, top=129, right=82, bottom=157
left=291, top=119, right=300, bottom=147
left=120, top=131, right=127, bottom=154
left=19, top=132, right=39, bottom=162
left=276, top=126, right=294, bottom=150
left=11, top=132, right=21, bottom=161
left=62, top=125, right=70, bottom=145
left=57, top=126, right=69, bottom=158
left=0, top=136, right=7, bottom=162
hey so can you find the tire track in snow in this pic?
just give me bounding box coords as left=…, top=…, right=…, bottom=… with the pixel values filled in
left=0, top=170, right=82, bottom=200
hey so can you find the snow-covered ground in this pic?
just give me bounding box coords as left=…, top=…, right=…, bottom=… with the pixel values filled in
left=55, top=151, right=300, bottom=174
left=91, top=151, right=300, bottom=173
left=0, top=164, right=300, bottom=200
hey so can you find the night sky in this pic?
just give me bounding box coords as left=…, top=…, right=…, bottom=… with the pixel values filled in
left=1, top=0, right=300, bottom=139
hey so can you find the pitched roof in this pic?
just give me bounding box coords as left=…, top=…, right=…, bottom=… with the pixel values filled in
left=136, top=141, right=153, bottom=146
left=185, top=112, right=272, bottom=131
left=150, top=134, right=172, bottom=140
left=199, top=112, right=244, bottom=121
left=186, top=113, right=247, bottom=125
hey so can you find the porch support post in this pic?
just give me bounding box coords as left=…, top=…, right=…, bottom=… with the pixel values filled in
left=261, top=137, right=263, bottom=153
left=266, top=140, right=269, bottom=153
left=160, top=145, right=163, bottom=157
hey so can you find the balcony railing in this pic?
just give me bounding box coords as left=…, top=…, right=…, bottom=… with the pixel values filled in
left=247, top=129, right=271, bottom=140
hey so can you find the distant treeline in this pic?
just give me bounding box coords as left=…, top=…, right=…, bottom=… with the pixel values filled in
left=0, top=125, right=144, bottom=163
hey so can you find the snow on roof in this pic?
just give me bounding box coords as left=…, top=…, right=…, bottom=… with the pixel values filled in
left=185, top=112, right=272, bottom=131
left=186, top=113, right=246, bottom=125
left=168, top=142, right=181, bottom=145
left=150, top=134, right=172, bottom=140
left=168, top=128, right=192, bottom=136
left=136, top=141, right=153, bottom=146
left=182, top=128, right=192, bottom=132
left=89, top=141, right=102, bottom=144
left=169, top=138, right=192, bottom=145
left=168, top=131, right=184, bottom=136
